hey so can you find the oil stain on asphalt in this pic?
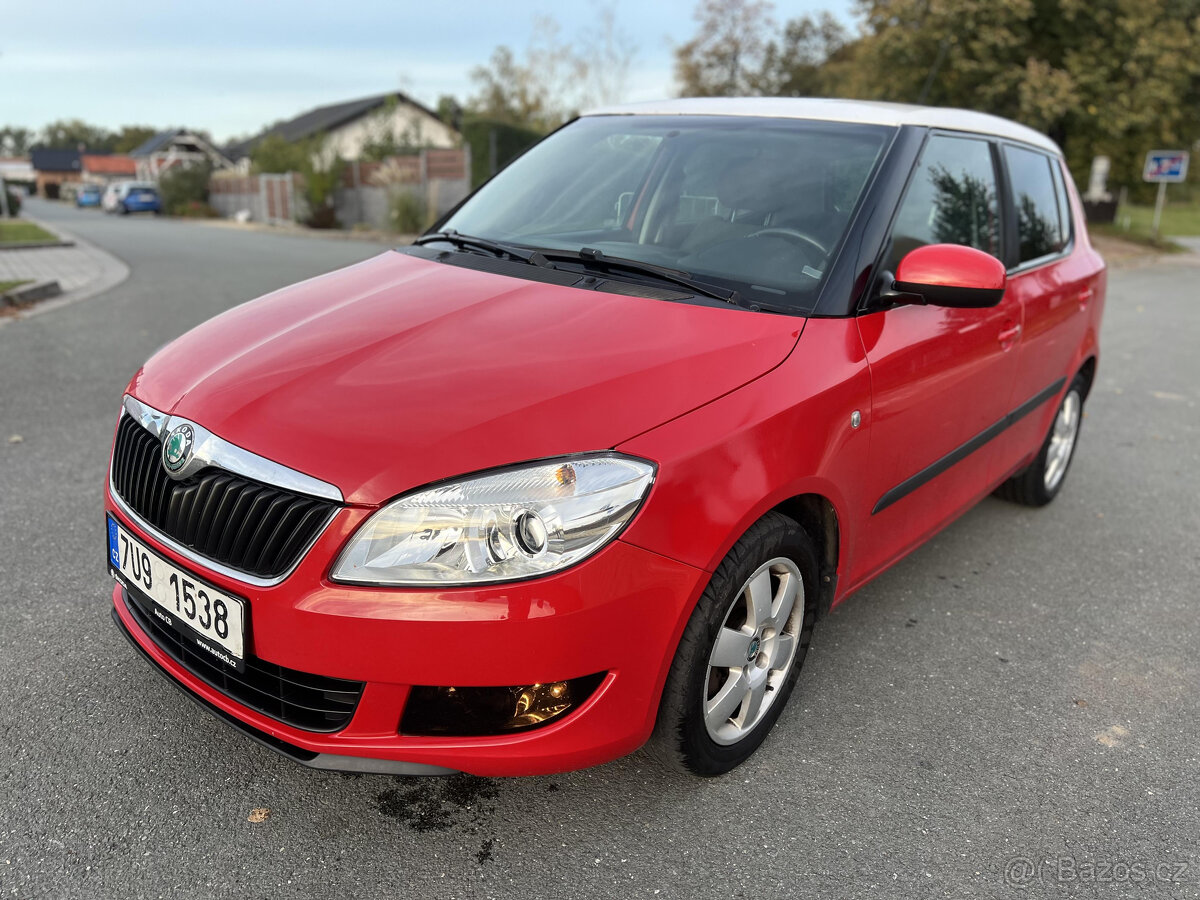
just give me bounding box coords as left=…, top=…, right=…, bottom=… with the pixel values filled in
left=376, top=774, right=499, bottom=834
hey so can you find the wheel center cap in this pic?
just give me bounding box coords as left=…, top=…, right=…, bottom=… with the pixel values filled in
left=747, top=637, right=761, bottom=661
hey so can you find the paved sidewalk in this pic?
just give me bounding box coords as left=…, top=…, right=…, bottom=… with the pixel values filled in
left=0, top=213, right=129, bottom=319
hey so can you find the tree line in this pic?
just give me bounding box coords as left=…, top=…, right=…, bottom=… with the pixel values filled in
left=673, top=0, right=1200, bottom=195
left=0, top=121, right=161, bottom=156
left=6, top=0, right=1195, bottom=200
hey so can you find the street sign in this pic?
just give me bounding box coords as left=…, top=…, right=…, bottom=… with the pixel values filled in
left=1143, top=150, right=1189, bottom=183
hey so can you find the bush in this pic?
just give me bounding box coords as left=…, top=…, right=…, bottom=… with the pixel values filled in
left=389, top=190, right=430, bottom=234
left=4, top=190, right=20, bottom=217
left=174, top=200, right=219, bottom=218
left=301, top=160, right=345, bottom=229
left=159, top=163, right=212, bottom=216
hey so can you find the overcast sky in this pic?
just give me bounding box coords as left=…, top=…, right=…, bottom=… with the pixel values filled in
left=1, top=0, right=853, bottom=143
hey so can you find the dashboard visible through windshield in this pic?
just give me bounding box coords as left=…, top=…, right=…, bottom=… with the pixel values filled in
left=436, top=115, right=894, bottom=312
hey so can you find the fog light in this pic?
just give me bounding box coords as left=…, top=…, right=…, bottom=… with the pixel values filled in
left=401, top=673, right=606, bottom=736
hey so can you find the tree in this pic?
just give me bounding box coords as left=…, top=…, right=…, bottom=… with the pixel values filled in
left=250, top=134, right=310, bottom=174
left=0, top=126, right=32, bottom=155
left=468, top=21, right=585, bottom=130
left=466, top=5, right=636, bottom=131
left=577, top=4, right=639, bottom=108
left=158, top=162, right=213, bottom=216
left=674, top=0, right=776, bottom=96
left=250, top=134, right=344, bottom=228
left=752, top=12, right=850, bottom=96
left=850, top=0, right=1200, bottom=193
left=112, top=126, right=158, bottom=154
left=37, top=119, right=114, bottom=151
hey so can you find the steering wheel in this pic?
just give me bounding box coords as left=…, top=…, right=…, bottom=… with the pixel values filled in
left=746, top=228, right=829, bottom=258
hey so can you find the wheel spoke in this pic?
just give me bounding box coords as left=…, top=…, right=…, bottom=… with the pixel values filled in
left=705, top=671, right=749, bottom=725
left=746, top=569, right=773, bottom=630
left=772, top=570, right=798, bottom=627
left=768, top=631, right=796, bottom=670
left=710, top=627, right=753, bottom=668
left=740, top=677, right=768, bottom=726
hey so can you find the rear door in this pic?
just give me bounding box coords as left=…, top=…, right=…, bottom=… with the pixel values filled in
left=988, top=145, right=1093, bottom=480
left=853, top=132, right=1022, bottom=582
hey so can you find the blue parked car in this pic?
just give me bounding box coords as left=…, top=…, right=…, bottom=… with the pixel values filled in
left=75, top=184, right=104, bottom=208
left=116, top=182, right=162, bottom=215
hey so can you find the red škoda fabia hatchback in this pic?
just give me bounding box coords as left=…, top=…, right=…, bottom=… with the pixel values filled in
left=106, top=99, right=1105, bottom=776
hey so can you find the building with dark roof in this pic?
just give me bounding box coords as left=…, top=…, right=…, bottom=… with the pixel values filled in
left=130, top=129, right=234, bottom=181
left=30, top=148, right=83, bottom=198
left=228, top=92, right=458, bottom=163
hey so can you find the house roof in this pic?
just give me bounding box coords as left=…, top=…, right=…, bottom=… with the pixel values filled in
left=82, top=154, right=136, bottom=175
left=130, top=129, right=184, bottom=157
left=30, top=148, right=83, bottom=172
left=585, top=98, right=1060, bottom=154
left=227, top=91, right=448, bottom=159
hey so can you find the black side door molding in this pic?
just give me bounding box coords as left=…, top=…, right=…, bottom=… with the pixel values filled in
left=872, top=377, right=1067, bottom=515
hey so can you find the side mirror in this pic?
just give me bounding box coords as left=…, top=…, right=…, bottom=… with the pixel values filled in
left=892, top=244, right=1006, bottom=308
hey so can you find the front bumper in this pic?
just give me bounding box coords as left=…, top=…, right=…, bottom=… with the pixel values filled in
left=106, top=494, right=707, bottom=776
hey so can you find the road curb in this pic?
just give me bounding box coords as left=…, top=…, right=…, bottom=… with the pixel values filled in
left=0, top=213, right=130, bottom=328
left=0, top=239, right=75, bottom=251
left=2, top=278, right=61, bottom=305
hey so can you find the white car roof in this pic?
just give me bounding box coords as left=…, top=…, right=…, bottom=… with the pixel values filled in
left=583, top=97, right=1061, bottom=156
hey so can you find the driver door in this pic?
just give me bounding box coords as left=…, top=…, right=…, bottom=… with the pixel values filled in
left=853, top=133, right=1022, bottom=582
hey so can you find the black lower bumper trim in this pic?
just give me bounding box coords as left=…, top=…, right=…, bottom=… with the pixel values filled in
left=111, top=606, right=457, bottom=776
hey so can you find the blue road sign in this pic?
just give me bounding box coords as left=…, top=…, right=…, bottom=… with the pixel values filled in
left=1143, top=151, right=1189, bottom=183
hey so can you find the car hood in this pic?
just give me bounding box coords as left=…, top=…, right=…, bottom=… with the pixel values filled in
left=130, top=251, right=804, bottom=505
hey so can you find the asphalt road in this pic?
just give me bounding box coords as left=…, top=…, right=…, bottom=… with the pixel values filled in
left=2, top=200, right=1198, bottom=900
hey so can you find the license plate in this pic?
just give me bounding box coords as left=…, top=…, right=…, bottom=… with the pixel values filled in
left=108, top=516, right=247, bottom=671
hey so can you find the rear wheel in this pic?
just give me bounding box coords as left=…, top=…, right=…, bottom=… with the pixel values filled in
left=995, top=373, right=1086, bottom=507
left=647, top=512, right=817, bottom=776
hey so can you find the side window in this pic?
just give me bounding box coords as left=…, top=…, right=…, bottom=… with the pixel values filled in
left=887, top=135, right=1000, bottom=272
left=1004, top=145, right=1066, bottom=262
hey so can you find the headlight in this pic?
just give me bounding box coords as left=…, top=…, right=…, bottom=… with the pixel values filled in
left=331, top=454, right=656, bottom=586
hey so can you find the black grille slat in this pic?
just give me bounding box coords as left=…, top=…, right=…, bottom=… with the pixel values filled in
left=111, top=416, right=337, bottom=579
left=274, top=505, right=333, bottom=568
left=251, top=500, right=311, bottom=575
left=123, top=588, right=362, bottom=732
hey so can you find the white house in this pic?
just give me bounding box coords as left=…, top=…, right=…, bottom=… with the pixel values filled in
left=228, top=92, right=459, bottom=166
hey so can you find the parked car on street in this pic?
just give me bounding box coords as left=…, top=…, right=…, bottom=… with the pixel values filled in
left=75, top=183, right=104, bottom=208
left=105, top=98, right=1105, bottom=778
left=103, top=180, right=161, bottom=215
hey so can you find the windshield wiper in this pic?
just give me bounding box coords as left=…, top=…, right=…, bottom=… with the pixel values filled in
left=536, top=247, right=744, bottom=307
left=413, top=230, right=550, bottom=266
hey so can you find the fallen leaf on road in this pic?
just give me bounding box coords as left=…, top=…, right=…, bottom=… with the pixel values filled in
left=248, top=808, right=270, bottom=823
left=1095, top=724, right=1130, bottom=748
left=7, top=435, right=22, bottom=444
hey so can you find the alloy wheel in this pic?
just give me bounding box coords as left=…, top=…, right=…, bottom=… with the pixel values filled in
left=703, top=557, right=803, bottom=745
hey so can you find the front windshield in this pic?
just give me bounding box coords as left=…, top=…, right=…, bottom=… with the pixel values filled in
left=440, top=115, right=893, bottom=311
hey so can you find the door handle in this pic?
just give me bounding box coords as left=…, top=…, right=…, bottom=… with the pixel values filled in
left=1077, top=287, right=1094, bottom=310
left=998, top=321, right=1022, bottom=346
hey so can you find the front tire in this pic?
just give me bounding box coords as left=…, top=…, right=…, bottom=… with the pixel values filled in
left=995, top=373, right=1086, bottom=507
left=648, top=512, right=818, bottom=776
